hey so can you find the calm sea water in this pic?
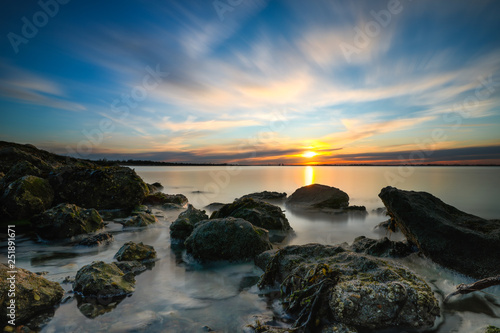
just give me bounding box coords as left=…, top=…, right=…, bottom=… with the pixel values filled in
left=4, top=166, right=500, bottom=332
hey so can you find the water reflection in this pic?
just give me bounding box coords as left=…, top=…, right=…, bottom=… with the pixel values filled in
left=304, top=166, right=314, bottom=185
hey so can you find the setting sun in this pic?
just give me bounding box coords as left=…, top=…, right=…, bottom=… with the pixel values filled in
left=302, top=151, right=317, bottom=158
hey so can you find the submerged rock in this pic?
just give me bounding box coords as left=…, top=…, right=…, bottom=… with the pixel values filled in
left=32, top=203, right=104, bottom=239
left=239, top=191, right=287, bottom=201
left=170, top=204, right=209, bottom=240
left=286, top=184, right=349, bottom=210
left=379, top=186, right=500, bottom=279
left=0, top=264, right=64, bottom=326
left=122, top=212, right=158, bottom=227
left=114, top=241, right=156, bottom=262
left=210, top=198, right=292, bottom=231
left=257, top=244, right=439, bottom=331
left=143, top=192, right=188, bottom=206
left=50, top=166, right=149, bottom=211
left=185, top=217, right=273, bottom=262
left=78, top=233, right=114, bottom=247
left=0, top=175, right=54, bottom=221
left=74, top=261, right=135, bottom=297
left=350, top=236, right=414, bottom=258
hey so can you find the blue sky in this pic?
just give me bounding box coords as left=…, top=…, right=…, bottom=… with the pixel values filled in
left=1, top=0, right=500, bottom=164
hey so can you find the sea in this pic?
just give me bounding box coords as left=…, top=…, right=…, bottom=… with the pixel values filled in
left=4, top=166, right=500, bottom=332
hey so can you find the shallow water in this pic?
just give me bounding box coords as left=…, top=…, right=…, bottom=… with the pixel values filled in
left=1, top=166, right=500, bottom=332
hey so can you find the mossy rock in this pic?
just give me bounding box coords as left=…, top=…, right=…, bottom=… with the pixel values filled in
left=0, top=264, right=64, bottom=326
left=0, top=175, right=54, bottom=221
left=123, top=212, right=158, bottom=227
left=143, top=192, right=188, bottom=206
left=32, top=203, right=104, bottom=239
left=114, top=241, right=156, bottom=262
left=170, top=204, right=208, bottom=240
left=74, top=261, right=135, bottom=297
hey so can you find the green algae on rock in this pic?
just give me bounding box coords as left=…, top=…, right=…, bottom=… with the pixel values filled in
left=170, top=204, right=209, bottom=240
left=114, top=241, right=157, bottom=262
left=74, top=261, right=135, bottom=297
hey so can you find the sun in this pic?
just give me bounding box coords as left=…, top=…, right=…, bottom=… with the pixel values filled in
left=302, top=151, right=317, bottom=158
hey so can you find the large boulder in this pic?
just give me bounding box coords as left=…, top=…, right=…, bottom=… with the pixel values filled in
left=50, top=166, right=149, bottom=210
left=0, top=264, right=64, bottom=326
left=114, top=241, right=156, bottom=262
left=286, top=184, right=349, bottom=209
left=32, top=203, right=104, bottom=239
left=0, top=175, right=54, bottom=221
left=257, top=244, right=439, bottom=331
left=74, top=261, right=135, bottom=297
left=185, top=217, right=273, bottom=262
left=0, top=160, right=42, bottom=187
left=210, top=198, right=292, bottom=231
left=170, top=204, right=209, bottom=240
left=379, top=186, right=500, bottom=279
left=143, top=192, right=188, bottom=206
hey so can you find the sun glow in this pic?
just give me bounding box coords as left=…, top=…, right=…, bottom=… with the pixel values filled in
left=302, top=151, right=317, bottom=158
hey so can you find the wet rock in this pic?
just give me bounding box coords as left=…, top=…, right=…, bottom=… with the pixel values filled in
left=122, top=212, right=158, bottom=227
left=350, top=236, right=414, bottom=258
left=379, top=186, right=500, bottom=279
left=210, top=198, right=292, bottom=231
left=204, top=202, right=226, bottom=211
left=143, top=192, right=188, bottom=206
left=243, top=314, right=292, bottom=333
left=239, top=191, right=287, bottom=201
left=162, top=202, right=185, bottom=210
left=0, top=175, right=54, bottom=221
left=78, top=233, right=114, bottom=247
left=98, top=208, right=130, bottom=220
left=114, top=241, right=156, bottom=262
left=32, top=203, right=104, bottom=239
left=74, top=261, right=135, bottom=297
left=0, top=263, right=64, bottom=326
left=321, top=323, right=358, bottom=333
left=170, top=204, right=209, bottom=240
left=286, top=184, right=349, bottom=210
left=342, top=205, right=367, bottom=213
left=147, top=182, right=163, bottom=194
left=372, top=207, right=387, bottom=215
left=1, top=161, right=42, bottom=187
left=374, top=219, right=399, bottom=232
left=115, top=261, right=152, bottom=276
left=485, top=326, right=500, bottom=333
left=50, top=166, right=149, bottom=210
left=185, top=217, right=273, bottom=262
left=257, top=244, right=439, bottom=331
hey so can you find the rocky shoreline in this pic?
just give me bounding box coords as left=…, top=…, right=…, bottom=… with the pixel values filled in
left=1, top=141, right=499, bottom=333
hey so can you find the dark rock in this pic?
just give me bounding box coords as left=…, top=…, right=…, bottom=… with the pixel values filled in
left=151, top=181, right=163, bottom=189
left=122, top=212, right=158, bottom=227
left=170, top=204, right=209, bottom=240
left=143, top=192, right=188, bottom=206
left=286, top=184, right=349, bottom=210
left=342, top=205, right=366, bottom=212
left=374, top=219, right=399, bottom=232
left=50, top=166, right=149, bottom=210
left=210, top=198, right=292, bottom=231
left=115, top=261, right=151, bottom=276
left=379, top=186, right=500, bottom=279
left=74, top=261, right=135, bottom=297
left=185, top=217, right=273, bottom=262
left=0, top=263, right=64, bottom=326
left=204, top=202, right=227, bottom=211
left=32, top=203, right=104, bottom=239
left=258, top=244, right=439, bottom=331
left=350, top=236, right=414, bottom=258
left=239, top=191, right=287, bottom=201
left=161, top=203, right=185, bottom=210
left=0, top=145, right=61, bottom=175
left=1, top=160, right=42, bottom=186
left=78, top=233, right=114, bottom=247
left=485, top=326, right=500, bottom=333
left=0, top=175, right=54, bottom=221
left=372, top=207, right=387, bottom=215
left=114, top=241, right=156, bottom=262
left=98, top=208, right=130, bottom=220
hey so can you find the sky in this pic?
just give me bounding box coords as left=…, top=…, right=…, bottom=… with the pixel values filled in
left=1, top=0, right=500, bottom=165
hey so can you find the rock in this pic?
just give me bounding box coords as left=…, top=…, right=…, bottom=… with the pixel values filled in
left=350, top=236, right=414, bottom=258
left=78, top=233, right=114, bottom=246
left=122, top=212, right=158, bottom=227
left=0, top=263, right=64, bottom=326
left=379, top=186, right=500, bottom=279
left=258, top=244, right=439, bottom=331
left=143, top=192, right=188, bottom=206
left=374, top=219, right=398, bottom=232
left=0, top=175, right=54, bottom=221
left=321, top=323, right=358, bottom=333
left=114, top=241, right=156, bottom=262
left=50, top=166, right=149, bottom=211
left=114, top=261, right=151, bottom=276
left=204, top=202, right=227, bottom=211
left=0, top=145, right=59, bottom=175
left=1, top=161, right=42, bottom=187
left=372, top=207, right=387, bottom=215
left=31, top=203, right=104, bottom=239
left=286, top=184, right=349, bottom=210
left=170, top=204, right=209, bottom=240
left=73, top=261, right=135, bottom=297
left=210, top=198, right=292, bottom=231
left=485, top=326, right=500, bottom=333
left=239, top=191, right=287, bottom=201
left=162, top=203, right=185, bottom=210
left=342, top=205, right=367, bottom=212
left=185, top=217, right=273, bottom=262
left=98, top=209, right=130, bottom=220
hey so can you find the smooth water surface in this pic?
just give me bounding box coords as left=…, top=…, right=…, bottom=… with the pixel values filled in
left=2, top=166, right=500, bottom=332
